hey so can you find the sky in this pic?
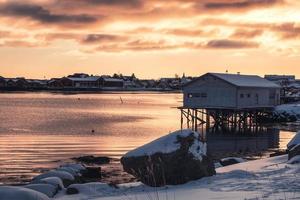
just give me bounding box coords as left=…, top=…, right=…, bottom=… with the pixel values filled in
left=0, top=0, right=300, bottom=79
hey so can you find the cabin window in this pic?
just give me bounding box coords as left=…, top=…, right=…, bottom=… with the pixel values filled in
left=187, top=93, right=206, bottom=98
left=247, top=94, right=251, bottom=98
left=188, top=93, right=200, bottom=98
left=240, top=94, right=244, bottom=98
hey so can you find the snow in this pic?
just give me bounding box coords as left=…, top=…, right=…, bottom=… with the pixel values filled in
left=287, top=131, right=300, bottom=149
left=53, top=155, right=299, bottom=200
left=24, top=184, right=58, bottom=198
left=275, top=103, right=300, bottom=118
left=123, top=129, right=206, bottom=161
left=33, top=170, right=75, bottom=182
left=0, top=186, right=50, bottom=200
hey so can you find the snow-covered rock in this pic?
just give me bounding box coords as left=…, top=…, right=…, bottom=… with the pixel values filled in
left=31, top=177, right=65, bottom=190
left=24, top=184, right=58, bottom=198
left=287, top=131, right=300, bottom=150
left=33, top=170, right=75, bottom=187
left=123, top=129, right=207, bottom=159
left=0, top=186, right=50, bottom=200
left=220, top=157, right=245, bottom=167
left=121, top=129, right=215, bottom=187
left=60, top=163, right=86, bottom=173
left=57, top=167, right=80, bottom=177
left=66, top=183, right=116, bottom=196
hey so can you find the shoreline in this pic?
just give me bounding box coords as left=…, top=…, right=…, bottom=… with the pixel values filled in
left=0, top=148, right=288, bottom=187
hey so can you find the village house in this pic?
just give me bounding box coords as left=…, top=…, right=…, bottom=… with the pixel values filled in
left=68, top=76, right=101, bottom=88
left=0, top=76, right=6, bottom=87
left=27, top=79, right=47, bottom=89
left=99, top=77, right=124, bottom=88
left=5, top=78, right=28, bottom=89
left=47, top=77, right=73, bottom=88
left=183, top=73, right=281, bottom=109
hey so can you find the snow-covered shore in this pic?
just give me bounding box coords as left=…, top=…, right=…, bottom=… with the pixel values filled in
left=1, top=153, right=299, bottom=200
left=275, top=103, right=300, bottom=119
left=53, top=155, right=299, bottom=200
left=1, top=129, right=300, bottom=200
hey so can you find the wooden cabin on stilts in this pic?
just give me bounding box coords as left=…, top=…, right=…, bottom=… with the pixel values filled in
left=179, top=73, right=281, bottom=140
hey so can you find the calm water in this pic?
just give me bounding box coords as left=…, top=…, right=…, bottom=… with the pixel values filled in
left=0, top=92, right=296, bottom=184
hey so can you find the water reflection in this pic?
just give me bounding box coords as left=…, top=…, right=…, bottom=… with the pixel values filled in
left=206, top=128, right=295, bottom=159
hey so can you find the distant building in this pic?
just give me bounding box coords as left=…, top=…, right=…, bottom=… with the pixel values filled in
left=67, top=73, right=89, bottom=78
left=68, top=76, right=101, bottom=88
left=5, top=78, right=28, bottom=89
left=47, top=77, right=73, bottom=88
left=264, top=75, right=295, bottom=82
left=0, top=76, right=6, bottom=87
left=183, top=73, right=281, bottom=109
left=99, top=77, right=124, bottom=88
left=27, top=79, right=47, bottom=89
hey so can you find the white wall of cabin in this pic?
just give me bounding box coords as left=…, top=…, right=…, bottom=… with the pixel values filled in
left=183, top=74, right=237, bottom=108
left=183, top=74, right=281, bottom=109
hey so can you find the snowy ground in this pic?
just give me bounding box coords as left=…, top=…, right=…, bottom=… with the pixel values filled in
left=275, top=103, right=300, bottom=118
left=54, top=155, right=299, bottom=200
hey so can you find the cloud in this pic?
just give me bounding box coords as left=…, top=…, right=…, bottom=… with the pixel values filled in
left=0, top=2, right=99, bottom=24
left=81, top=34, right=127, bottom=44
left=230, top=29, right=263, bottom=38
left=202, top=0, right=284, bottom=10
left=271, top=23, right=300, bottom=39
left=205, top=39, right=259, bottom=48
left=60, top=0, right=143, bottom=8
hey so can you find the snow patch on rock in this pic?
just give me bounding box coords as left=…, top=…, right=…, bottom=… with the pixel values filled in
left=32, top=177, right=65, bottom=190
left=24, top=184, right=58, bottom=198
left=124, top=129, right=206, bottom=159
left=0, top=186, right=50, bottom=200
left=33, top=170, right=75, bottom=182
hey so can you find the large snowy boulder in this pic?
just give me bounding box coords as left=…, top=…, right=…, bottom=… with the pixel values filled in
left=24, top=184, right=58, bottom=198
left=0, top=186, right=50, bottom=200
left=121, top=129, right=215, bottom=187
left=287, top=131, right=300, bottom=150
left=32, top=170, right=75, bottom=187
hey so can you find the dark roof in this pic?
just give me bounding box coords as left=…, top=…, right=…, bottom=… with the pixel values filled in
left=184, top=73, right=281, bottom=88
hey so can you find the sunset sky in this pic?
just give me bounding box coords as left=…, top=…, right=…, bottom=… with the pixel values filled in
left=0, top=0, right=300, bottom=79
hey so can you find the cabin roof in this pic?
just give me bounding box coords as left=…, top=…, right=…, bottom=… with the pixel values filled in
left=185, top=73, right=281, bottom=88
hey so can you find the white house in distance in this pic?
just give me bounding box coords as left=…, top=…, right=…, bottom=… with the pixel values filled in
left=183, top=73, right=281, bottom=109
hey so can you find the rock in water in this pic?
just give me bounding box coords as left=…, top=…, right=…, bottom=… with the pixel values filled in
left=121, top=129, right=215, bottom=187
